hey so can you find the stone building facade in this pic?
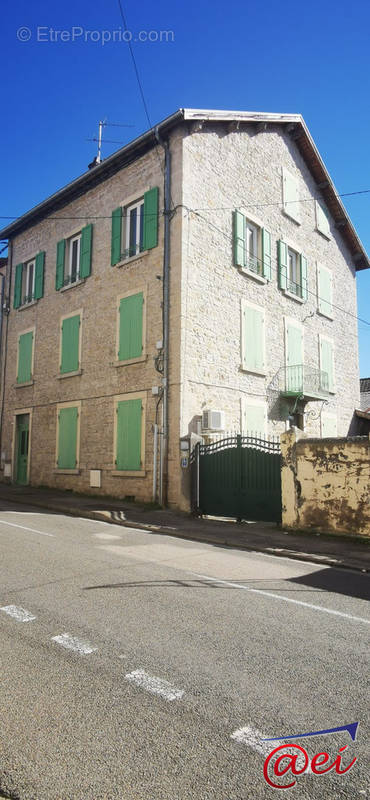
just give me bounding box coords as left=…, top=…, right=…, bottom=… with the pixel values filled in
left=0, top=109, right=368, bottom=511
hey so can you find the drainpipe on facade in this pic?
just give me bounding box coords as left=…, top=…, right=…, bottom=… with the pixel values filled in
left=155, top=132, right=171, bottom=506
left=0, top=240, right=12, bottom=466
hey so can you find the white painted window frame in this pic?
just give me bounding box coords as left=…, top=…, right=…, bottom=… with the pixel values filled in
left=124, top=198, right=144, bottom=260
left=21, top=259, right=36, bottom=305
left=65, top=233, right=81, bottom=285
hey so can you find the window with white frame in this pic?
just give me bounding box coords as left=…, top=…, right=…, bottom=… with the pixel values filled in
left=287, top=247, right=301, bottom=296
left=65, top=233, right=81, bottom=285
left=21, top=259, right=35, bottom=305
left=244, top=220, right=259, bottom=274
left=123, top=199, right=144, bottom=260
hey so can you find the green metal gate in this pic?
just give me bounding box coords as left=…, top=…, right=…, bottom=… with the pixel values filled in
left=191, top=434, right=282, bottom=523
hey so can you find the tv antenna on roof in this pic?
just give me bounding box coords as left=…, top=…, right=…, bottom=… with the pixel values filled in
left=87, top=120, right=135, bottom=164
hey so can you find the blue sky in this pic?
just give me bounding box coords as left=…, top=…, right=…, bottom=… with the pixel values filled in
left=2, top=0, right=369, bottom=374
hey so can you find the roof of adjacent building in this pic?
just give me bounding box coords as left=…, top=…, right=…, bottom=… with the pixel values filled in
left=0, top=108, right=368, bottom=270
left=360, top=377, right=370, bottom=393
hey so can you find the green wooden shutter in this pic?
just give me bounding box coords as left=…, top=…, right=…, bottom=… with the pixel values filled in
left=116, top=399, right=142, bottom=470
left=56, top=240, right=65, bottom=290
left=243, top=402, right=266, bottom=435
left=321, top=414, right=337, bottom=437
left=300, top=254, right=308, bottom=301
left=58, top=407, right=78, bottom=468
left=316, top=201, right=330, bottom=238
left=233, top=210, right=245, bottom=267
left=262, top=228, right=271, bottom=280
left=118, top=292, right=143, bottom=361
left=143, top=188, right=159, bottom=251
left=286, top=323, right=303, bottom=392
left=34, top=252, right=45, bottom=300
left=60, top=314, right=80, bottom=373
left=17, top=332, right=33, bottom=383
left=318, top=266, right=332, bottom=317
left=320, top=338, right=334, bottom=392
left=111, top=207, right=122, bottom=266
left=14, top=263, right=23, bottom=309
left=242, top=305, right=264, bottom=372
left=80, top=224, right=93, bottom=279
left=278, top=241, right=288, bottom=289
left=283, top=169, right=300, bottom=221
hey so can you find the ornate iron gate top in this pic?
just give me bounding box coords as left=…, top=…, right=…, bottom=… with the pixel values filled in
left=191, top=433, right=281, bottom=460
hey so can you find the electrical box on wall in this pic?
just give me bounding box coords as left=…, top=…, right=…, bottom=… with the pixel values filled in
left=90, top=470, right=101, bottom=488
left=202, top=409, right=225, bottom=432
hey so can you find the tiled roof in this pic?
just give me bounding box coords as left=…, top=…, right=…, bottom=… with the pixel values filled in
left=360, top=378, right=370, bottom=393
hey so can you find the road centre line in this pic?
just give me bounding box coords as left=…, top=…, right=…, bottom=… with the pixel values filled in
left=124, top=669, right=184, bottom=701
left=0, top=605, right=36, bottom=622
left=51, top=633, right=97, bottom=655
left=193, top=574, right=370, bottom=625
left=231, top=725, right=311, bottom=772
left=0, top=519, right=54, bottom=537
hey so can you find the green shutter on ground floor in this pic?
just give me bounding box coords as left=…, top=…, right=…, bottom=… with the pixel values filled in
left=320, top=338, right=334, bottom=392
left=118, top=292, right=143, bottom=361
left=60, top=314, right=80, bottom=373
left=17, top=332, right=33, bottom=383
left=57, top=407, right=78, bottom=469
left=116, top=399, right=142, bottom=470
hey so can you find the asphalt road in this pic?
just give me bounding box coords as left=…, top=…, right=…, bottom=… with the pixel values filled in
left=0, top=501, right=369, bottom=800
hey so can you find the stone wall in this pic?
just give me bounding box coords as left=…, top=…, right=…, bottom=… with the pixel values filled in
left=281, top=428, right=370, bottom=535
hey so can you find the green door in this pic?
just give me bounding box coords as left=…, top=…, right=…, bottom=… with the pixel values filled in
left=16, top=415, right=30, bottom=485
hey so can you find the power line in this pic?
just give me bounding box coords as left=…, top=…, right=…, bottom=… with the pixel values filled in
left=2, top=185, right=370, bottom=223
left=183, top=205, right=370, bottom=329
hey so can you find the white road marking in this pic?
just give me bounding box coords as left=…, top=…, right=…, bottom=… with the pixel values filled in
left=0, top=605, right=36, bottom=622
left=231, top=726, right=271, bottom=756
left=194, top=574, right=370, bottom=625
left=231, top=725, right=311, bottom=773
left=93, top=532, right=122, bottom=540
left=124, top=669, right=184, bottom=701
left=51, top=633, right=97, bottom=655
left=0, top=519, right=54, bottom=537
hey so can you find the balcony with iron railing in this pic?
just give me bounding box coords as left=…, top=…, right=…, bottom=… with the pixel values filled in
left=280, top=365, right=330, bottom=400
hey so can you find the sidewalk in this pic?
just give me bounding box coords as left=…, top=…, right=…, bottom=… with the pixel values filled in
left=0, top=483, right=369, bottom=573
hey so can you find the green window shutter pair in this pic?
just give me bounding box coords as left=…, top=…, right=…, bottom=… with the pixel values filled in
left=14, top=254, right=45, bottom=308
left=58, top=407, right=78, bottom=469
left=17, top=332, right=33, bottom=383
left=60, top=314, right=80, bottom=373
left=116, top=399, right=142, bottom=470
left=118, top=292, right=143, bottom=361
left=320, top=338, right=334, bottom=392
left=243, top=402, right=266, bottom=435
left=111, top=188, right=159, bottom=266
left=318, top=266, right=332, bottom=316
left=233, top=211, right=272, bottom=280
left=56, top=225, right=93, bottom=289
left=242, top=305, right=265, bottom=373
left=316, top=201, right=330, bottom=238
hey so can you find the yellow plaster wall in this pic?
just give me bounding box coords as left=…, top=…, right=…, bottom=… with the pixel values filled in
left=281, top=428, right=370, bottom=536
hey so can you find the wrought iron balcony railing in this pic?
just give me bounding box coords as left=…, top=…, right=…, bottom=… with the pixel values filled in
left=280, top=365, right=330, bottom=399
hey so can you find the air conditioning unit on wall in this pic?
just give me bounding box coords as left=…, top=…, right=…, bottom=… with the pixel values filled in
left=202, top=409, right=225, bottom=432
